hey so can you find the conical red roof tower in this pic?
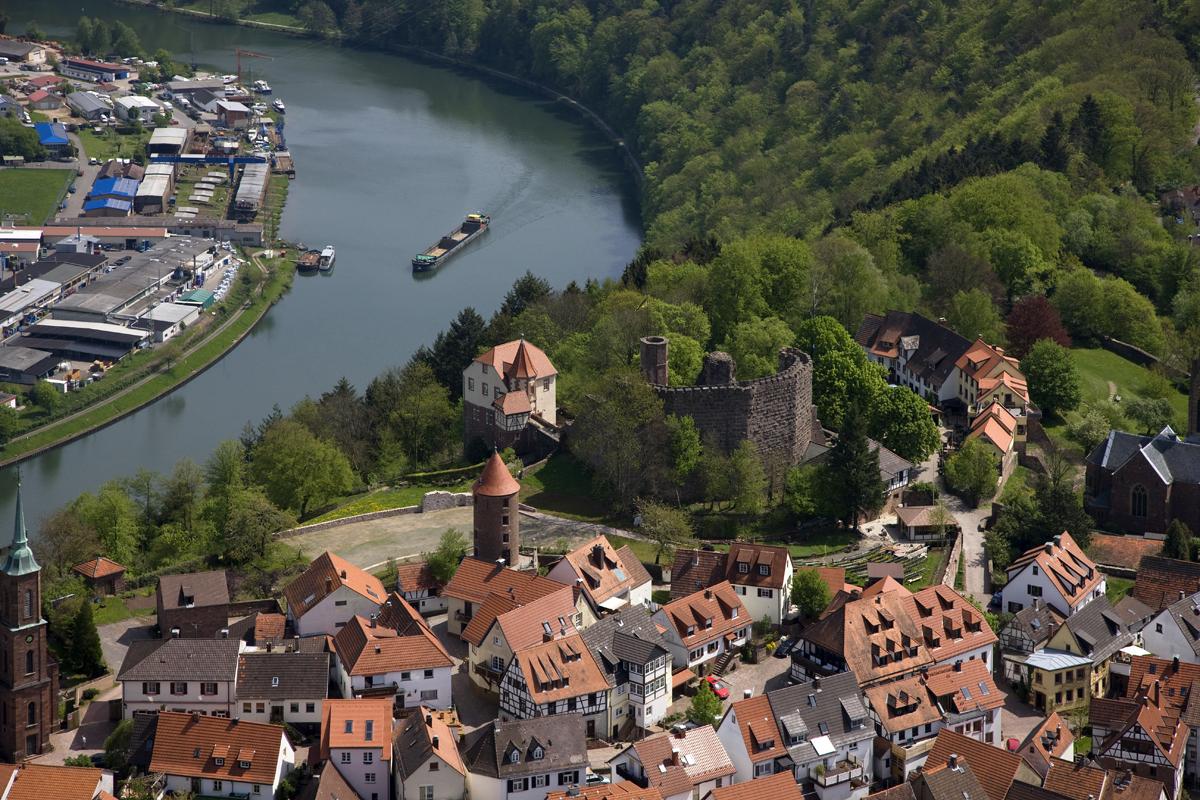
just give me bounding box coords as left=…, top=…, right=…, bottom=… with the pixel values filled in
left=474, top=451, right=520, bottom=497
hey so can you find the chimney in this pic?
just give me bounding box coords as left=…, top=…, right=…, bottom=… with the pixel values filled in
left=340, top=569, right=348, bottom=579
left=592, top=543, right=605, bottom=566
left=432, top=736, right=440, bottom=749
left=1033, top=598, right=1040, bottom=610
left=743, top=689, right=753, bottom=699
left=813, top=677, right=821, bottom=691
left=671, top=747, right=682, bottom=763
left=704, top=589, right=713, bottom=600
left=1154, top=680, right=1160, bottom=705
left=954, top=661, right=961, bottom=672
left=1181, top=590, right=1187, bottom=601
left=1044, top=543, right=1053, bottom=554
left=948, top=753, right=958, bottom=770
left=191, top=711, right=201, bottom=721
left=266, top=641, right=274, bottom=653
left=425, top=714, right=433, bottom=726
left=1174, top=656, right=1181, bottom=672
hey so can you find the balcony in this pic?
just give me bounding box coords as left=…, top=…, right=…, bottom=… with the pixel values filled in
left=814, top=761, right=864, bottom=788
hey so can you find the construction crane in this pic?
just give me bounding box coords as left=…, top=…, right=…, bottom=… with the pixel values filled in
left=235, top=48, right=272, bottom=85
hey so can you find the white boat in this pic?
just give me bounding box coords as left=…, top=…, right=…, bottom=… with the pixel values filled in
left=253, top=80, right=272, bottom=94
left=319, top=245, right=335, bottom=271
left=221, top=74, right=238, bottom=84
left=272, top=99, right=286, bottom=113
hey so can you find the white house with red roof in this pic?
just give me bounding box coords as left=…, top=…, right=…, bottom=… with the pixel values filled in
left=1000, top=532, right=1105, bottom=617
left=320, top=699, right=394, bottom=800
left=283, top=551, right=387, bottom=636
left=462, top=338, right=557, bottom=451
left=332, top=612, right=454, bottom=709
left=652, top=581, right=750, bottom=673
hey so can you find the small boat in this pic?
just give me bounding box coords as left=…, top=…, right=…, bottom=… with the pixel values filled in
left=253, top=80, right=273, bottom=94
left=296, top=249, right=320, bottom=271
left=272, top=99, right=286, bottom=113
left=319, top=245, right=335, bottom=271
left=221, top=74, right=238, bottom=84
left=412, top=213, right=490, bottom=271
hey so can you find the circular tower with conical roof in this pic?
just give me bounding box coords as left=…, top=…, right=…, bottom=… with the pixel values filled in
left=472, top=451, right=521, bottom=566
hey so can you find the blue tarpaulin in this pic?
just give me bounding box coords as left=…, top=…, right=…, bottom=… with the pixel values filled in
left=33, top=122, right=68, bottom=147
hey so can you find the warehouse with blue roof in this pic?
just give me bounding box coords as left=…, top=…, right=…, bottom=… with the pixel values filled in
left=89, top=177, right=139, bottom=201
left=33, top=122, right=70, bottom=155
left=82, top=198, right=132, bottom=217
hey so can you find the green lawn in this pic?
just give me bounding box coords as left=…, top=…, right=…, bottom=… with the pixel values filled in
left=1073, top=347, right=1187, bottom=425
left=521, top=454, right=612, bottom=522
left=608, top=535, right=665, bottom=567
left=1106, top=575, right=1134, bottom=603
left=770, top=526, right=858, bottom=558
left=244, top=10, right=300, bottom=26
left=1000, top=465, right=1034, bottom=502
left=0, top=169, right=72, bottom=224
left=77, top=127, right=151, bottom=162
left=908, top=547, right=946, bottom=590
left=92, top=590, right=156, bottom=626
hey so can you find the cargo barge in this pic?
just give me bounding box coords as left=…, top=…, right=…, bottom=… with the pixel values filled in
left=412, top=213, right=489, bottom=271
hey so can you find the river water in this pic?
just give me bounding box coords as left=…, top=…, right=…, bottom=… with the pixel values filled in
left=1, top=0, right=641, bottom=532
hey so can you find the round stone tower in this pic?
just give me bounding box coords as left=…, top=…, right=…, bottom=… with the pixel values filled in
left=472, top=451, right=521, bottom=566
left=640, top=336, right=670, bottom=386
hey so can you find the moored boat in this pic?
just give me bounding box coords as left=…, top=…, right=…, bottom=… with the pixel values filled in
left=253, top=80, right=273, bottom=94
left=319, top=245, right=336, bottom=271
left=412, top=213, right=490, bottom=271
left=273, top=98, right=286, bottom=113
left=296, top=249, right=320, bottom=271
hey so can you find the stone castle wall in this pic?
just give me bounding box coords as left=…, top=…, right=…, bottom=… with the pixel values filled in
left=652, top=348, right=815, bottom=467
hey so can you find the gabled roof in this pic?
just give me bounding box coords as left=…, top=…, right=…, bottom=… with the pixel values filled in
left=1089, top=428, right=1200, bottom=486
left=626, top=726, right=735, bottom=796
left=1091, top=691, right=1187, bottom=768
left=511, top=632, right=610, bottom=703
left=1060, top=596, right=1138, bottom=665
left=547, top=785, right=664, bottom=800
left=669, top=549, right=727, bottom=599
left=375, top=591, right=428, bottom=635
left=956, top=338, right=1022, bottom=383
left=922, top=758, right=991, bottom=800
left=927, top=729, right=1026, bottom=800
left=1006, top=532, right=1101, bottom=611
left=443, top=557, right=563, bottom=605
left=1150, top=590, right=1200, bottom=656
left=1133, top=556, right=1200, bottom=612
left=1088, top=535, right=1161, bottom=572
left=556, top=535, right=649, bottom=606
left=709, top=769, right=803, bottom=800
left=967, top=401, right=1018, bottom=454
left=863, top=660, right=1001, bottom=735
left=460, top=716, right=586, bottom=779
left=320, top=699, right=393, bottom=759
left=1001, top=602, right=1065, bottom=647
left=284, top=551, right=386, bottom=620
left=396, top=561, right=442, bottom=594
left=724, top=694, right=787, bottom=765
left=579, top=604, right=670, bottom=686
left=474, top=339, right=557, bottom=379
left=150, top=711, right=288, bottom=785
left=855, top=311, right=971, bottom=388
left=236, top=651, right=330, bottom=700
left=659, top=581, right=748, bottom=649
left=333, top=614, right=453, bottom=676
left=158, top=570, right=229, bottom=610
left=1018, top=712, right=1074, bottom=780
left=764, top=671, right=870, bottom=764
left=495, top=586, right=579, bottom=652
left=72, top=555, right=125, bottom=579
left=295, top=763, right=359, bottom=800
left=395, top=707, right=465, bottom=780
left=6, top=764, right=106, bottom=800
left=117, top=637, right=240, bottom=682
left=1044, top=758, right=1109, bottom=800
left=725, top=542, right=791, bottom=590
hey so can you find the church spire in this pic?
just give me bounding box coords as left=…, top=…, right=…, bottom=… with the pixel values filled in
left=3, top=471, right=38, bottom=576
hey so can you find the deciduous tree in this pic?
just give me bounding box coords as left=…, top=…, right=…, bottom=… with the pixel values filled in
left=636, top=498, right=693, bottom=564
left=729, top=440, right=767, bottom=515
left=1021, top=340, right=1081, bottom=419
left=791, top=568, right=831, bottom=619
left=1163, top=520, right=1193, bottom=561
left=426, top=528, right=468, bottom=584
left=250, top=420, right=355, bottom=517
left=826, top=404, right=884, bottom=529
left=944, top=440, right=997, bottom=507
left=687, top=679, right=722, bottom=727
left=1006, top=295, right=1070, bottom=358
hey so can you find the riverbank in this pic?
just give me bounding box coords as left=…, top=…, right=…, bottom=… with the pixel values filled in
left=0, top=250, right=297, bottom=467
left=112, top=0, right=645, bottom=188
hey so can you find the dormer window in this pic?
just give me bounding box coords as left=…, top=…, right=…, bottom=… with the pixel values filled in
left=271, top=677, right=279, bottom=687
left=344, top=720, right=353, bottom=734
left=758, top=565, right=769, bottom=576
left=738, top=563, right=749, bottom=573
left=510, top=750, right=520, bottom=764
left=686, top=626, right=695, bottom=636
left=705, top=618, right=713, bottom=629
left=533, top=746, right=544, bottom=760
left=239, top=760, right=251, bottom=769
left=214, top=757, right=225, bottom=766
left=365, top=720, right=374, bottom=741
left=732, top=607, right=739, bottom=618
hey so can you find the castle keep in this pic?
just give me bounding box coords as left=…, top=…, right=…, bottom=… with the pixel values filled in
left=638, top=336, right=817, bottom=470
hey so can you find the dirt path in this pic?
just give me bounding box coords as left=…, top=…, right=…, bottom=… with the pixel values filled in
left=1107, top=380, right=1118, bottom=401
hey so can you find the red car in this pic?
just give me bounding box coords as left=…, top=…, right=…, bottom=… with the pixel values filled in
left=705, top=675, right=731, bottom=699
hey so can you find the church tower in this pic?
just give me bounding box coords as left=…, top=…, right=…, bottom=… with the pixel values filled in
left=472, top=452, right=521, bottom=566
left=0, top=480, right=55, bottom=761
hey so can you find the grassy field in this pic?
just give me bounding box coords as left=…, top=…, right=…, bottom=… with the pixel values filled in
left=0, top=169, right=72, bottom=224
left=244, top=10, right=300, bottom=25
left=1106, top=575, right=1134, bottom=603
left=307, top=482, right=472, bottom=524
left=909, top=548, right=946, bottom=590
left=521, top=454, right=612, bottom=522
left=77, top=127, right=152, bottom=162
left=92, top=588, right=156, bottom=626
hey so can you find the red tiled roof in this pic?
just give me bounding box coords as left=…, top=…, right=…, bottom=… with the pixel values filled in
left=495, top=586, right=579, bottom=652
left=72, top=555, right=125, bottom=579
left=513, top=633, right=609, bottom=703
left=283, top=551, right=386, bottom=620
left=475, top=339, right=557, bottom=378
left=150, top=711, right=288, bottom=785
left=1045, top=758, right=1109, bottom=800
left=443, top=558, right=563, bottom=606
left=333, top=614, right=453, bottom=676
left=254, top=613, right=286, bottom=642
left=927, top=729, right=1025, bottom=800
left=7, top=764, right=104, bottom=800
left=547, top=784, right=665, bottom=800
left=396, top=561, right=442, bottom=593
left=710, top=771, right=804, bottom=800
left=1133, top=556, right=1200, bottom=612
left=558, top=535, right=644, bottom=606
left=320, top=699, right=393, bottom=760
left=725, top=694, right=787, bottom=765
left=1088, top=535, right=1161, bottom=571
left=1007, top=533, right=1102, bottom=611
left=725, top=542, right=791, bottom=589
left=660, top=582, right=748, bottom=650
left=473, top=451, right=520, bottom=496
left=630, top=727, right=734, bottom=796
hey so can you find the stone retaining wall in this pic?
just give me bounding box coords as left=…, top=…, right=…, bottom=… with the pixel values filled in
left=276, top=491, right=474, bottom=539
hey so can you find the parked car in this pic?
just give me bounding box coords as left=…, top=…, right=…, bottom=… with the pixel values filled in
left=67, top=184, right=76, bottom=194
left=774, top=637, right=797, bottom=659
left=705, top=675, right=730, bottom=700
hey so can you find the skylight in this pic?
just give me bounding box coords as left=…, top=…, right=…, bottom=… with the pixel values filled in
left=818, top=721, right=829, bottom=735
left=961, top=686, right=972, bottom=700
left=979, top=682, right=989, bottom=695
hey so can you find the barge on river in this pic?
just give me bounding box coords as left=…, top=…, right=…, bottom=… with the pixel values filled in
left=412, top=213, right=490, bottom=271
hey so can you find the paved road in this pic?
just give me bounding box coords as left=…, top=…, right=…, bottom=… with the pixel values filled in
left=61, top=133, right=97, bottom=219
left=98, top=617, right=155, bottom=676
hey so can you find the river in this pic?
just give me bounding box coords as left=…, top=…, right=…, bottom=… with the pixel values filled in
left=1, top=0, right=642, bottom=533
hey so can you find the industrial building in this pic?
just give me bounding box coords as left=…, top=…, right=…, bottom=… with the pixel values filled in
left=135, top=164, right=174, bottom=214
left=33, top=123, right=69, bottom=155
left=82, top=198, right=132, bottom=218
left=233, top=163, right=270, bottom=221
left=0, top=346, right=58, bottom=385
left=66, top=91, right=111, bottom=120
left=89, top=177, right=140, bottom=203
left=147, top=127, right=190, bottom=156
left=134, top=302, right=200, bottom=342
left=115, top=95, right=162, bottom=123
left=60, top=57, right=130, bottom=83
left=19, top=318, right=149, bottom=362
left=0, top=278, right=62, bottom=333
left=0, top=39, right=47, bottom=64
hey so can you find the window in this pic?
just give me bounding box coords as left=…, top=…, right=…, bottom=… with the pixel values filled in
left=421, top=690, right=438, bottom=701
left=482, top=382, right=489, bottom=395
left=256, top=702, right=265, bottom=713
left=200, top=682, right=217, bottom=696
left=24, top=651, right=32, bottom=675
left=755, top=761, right=774, bottom=777
left=239, top=760, right=251, bottom=769
left=144, top=682, right=160, bottom=695
left=364, top=752, right=374, bottom=764
left=510, top=750, right=520, bottom=764
left=365, top=773, right=376, bottom=784
left=533, top=775, right=549, bottom=788
left=341, top=752, right=351, bottom=764
left=508, top=779, right=529, bottom=793
left=243, top=702, right=252, bottom=713
left=253, top=786, right=261, bottom=795
left=26, top=702, right=35, bottom=726
left=482, top=364, right=489, bottom=374
left=1132, top=485, right=1148, bottom=518
left=344, top=720, right=354, bottom=734
left=429, top=762, right=439, bottom=772
left=758, top=565, right=770, bottom=576
left=492, top=656, right=504, bottom=671
left=468, top=378, right=475, bottom=391
left=212, top=781, right=223, bottom=791
left=559, top=771, right=580, bottom=785
left=401, top=671, right=411, bottom=681
left=424, top=669, right=434, bottom=679
left=732, top=607, right=739, bottom=618
left=214, top=757, right=225, bottom=766
left=291, top=703, right=299, bottom=713
left=271, top=676, right=280, bottom=687
left=420, top=788, right=434, bottom=800
left=306, top=703, right=316, bottom=713
left=170, top=682, right=187, bottom=695
left=758, top=588, right=773, bottom=598
left=1157, top=623, right=1164, bottom=633
left=738, top=563, right=750, bottom=573
left=533, top=746, right=544, bottom=759
left=334, top=599, right=347, bottom=607
left=23, top=589, right=31, bottom=619
left=1028, top=585, right=1042, bottom=597
left=1032, top=566, right=1039, bottom=575
left=543, top=378, right=550, bottom=392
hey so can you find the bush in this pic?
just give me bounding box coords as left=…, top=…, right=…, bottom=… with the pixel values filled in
left=82, top=688, right=99, bottom=701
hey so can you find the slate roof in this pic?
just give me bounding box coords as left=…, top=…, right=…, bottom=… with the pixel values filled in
left=856, top=311, right=972, bottom=390
left=1060, top=596, right=1139, bottom=665
left=1002, top=602, right=1065, bottom=650
left=284, top=551, right=386, bottom=620
left=579, top=604, right=670, bottom=687
left=669, top=549, right=727, bottom=599
left=394, top=707, right=465, bottom=780
left=460, top=716, right=586, bottom=779
left=1133, top=556, right=1200, bottom=612
left=1006, top=532, right=1102, bottom=613
left=443, top=557, right=564, bottom=605
left=870, top=437, right=916, bottom=481
left=236, top=652, right=330, bottom=699
left=150, top=711, right=288, bottom=785
left=117, top=637, right=240, bottom=682
left=927, top=729, right=1026, bottom=800
left=158, top=570, right=229, bottom=610
left=1089, top=428, right=1200, bottom=485
left=922, top=759, right=991, bottom=800
left=764, top=671, right=870, bottom=763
